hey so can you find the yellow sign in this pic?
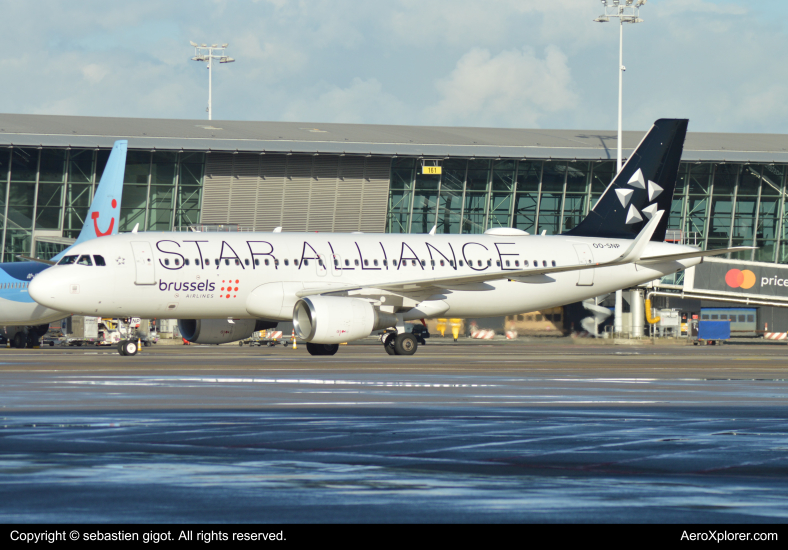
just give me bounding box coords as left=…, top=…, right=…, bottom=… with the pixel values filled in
left=422, top=166, right=442, bottom=175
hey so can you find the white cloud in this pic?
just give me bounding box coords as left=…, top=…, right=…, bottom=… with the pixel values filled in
left=428, top=46, right=578, bottom=127
left=81, top=64, right=109, bottom=85
left=280, top=77, right=409, bottom=124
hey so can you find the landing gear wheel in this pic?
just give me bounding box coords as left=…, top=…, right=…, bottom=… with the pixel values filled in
left=122, top=340, right=138, bottom=356
left=383, top=333, right=396, bottom=355
left=118, top=340, right=127, bottom=356
left=13, top=332, right=25, bottom=349
left=26, top=333, right=37, bottom=348
left=306, top=342, right=340, bottom=356
left=394, top=333, right=418, bottom=356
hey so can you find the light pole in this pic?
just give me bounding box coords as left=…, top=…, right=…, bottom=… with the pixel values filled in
left=594, top=0, right=645, bottom=337
left=594, top=0, right=645, bottom=173
left=190, top=42, right=235, bottom=120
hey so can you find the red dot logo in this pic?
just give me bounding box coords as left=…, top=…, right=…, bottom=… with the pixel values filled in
left=725, top=269, right=756, bottom=289
left=111, top=199, right=117, bottom=208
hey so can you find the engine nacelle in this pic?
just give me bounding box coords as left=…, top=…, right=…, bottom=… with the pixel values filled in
left=178, top=319, right=277, bottom=345
left=293, top=297, right=396, bottom=344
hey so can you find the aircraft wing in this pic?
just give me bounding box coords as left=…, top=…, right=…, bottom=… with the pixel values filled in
left=296, top=214, right=754, bottom=299
left=637, top=246, right=756, bottom=264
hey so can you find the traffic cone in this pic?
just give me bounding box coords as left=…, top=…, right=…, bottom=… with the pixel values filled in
left=291, top=329, right=297, bottom=350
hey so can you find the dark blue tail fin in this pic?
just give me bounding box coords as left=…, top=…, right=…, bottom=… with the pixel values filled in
left=565, top=118, right=688, bottom=241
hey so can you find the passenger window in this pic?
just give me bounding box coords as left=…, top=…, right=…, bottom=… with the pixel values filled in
left=355, top=259, right=360, bottom=266
left=284, top=259, right=289, bottom=266
left=77, top=255, right=93, bottom=266
left=459, top=260, right=464, bottom=267
left=515, top=260, right=519, bottom=267
left=255, top=259, right=260, bottom=266
left=345, top=259, right=350, bottom=266
left=383, top=260, right=388, bottom=266
left=294, top=260, right=299, bottom=266
left=364, top=259, right=369, bottom=266
left=477, top=260, right=482, bottom=267
left=59, top=255, right=78, bottom=265
left=175, top=258, right=180, bottom=266
left=392, top=260, right=397, bottom=266
left=224, top=259, right=230, bottom=266
left=264, top=259, right=269, bottom=266
left=496, top=260, right=501, bottom=267
left=334, top=259, right=339, bottom=267
left=215, top=259, right=220, bottom=266
left=235, top=259, right=240, bottom=266
left=542, top=261, right=547, bottom=267
left=506, top=260, right=510, bottom=267
left=449, top=260, right=453, bottom=267
left=318, top=259, right=324, bottom=267
left=303, top=260, right=308, bottom=266
left=245, top=259, right=249, bottom=266
left=412, top=260, right=417, bottom=266
left=164, top=259, right=170, bottom=266
left=524, top=260, right=529, bottom=267
left=431, top=260, right=435, bottom=267
left=93, top=255, right=106, bottom=266
left=274, top=259, right=279, bottom=266
left=551, top=260, right=556, bottom=267
left=374, top=259, right=379, bottom=266
left=440, top=260, right=444, bottom=266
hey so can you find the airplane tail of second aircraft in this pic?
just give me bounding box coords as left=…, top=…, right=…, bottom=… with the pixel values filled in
left=51, top=140, right=127, bottom=261
left=565, top=119, right=688, bottom=242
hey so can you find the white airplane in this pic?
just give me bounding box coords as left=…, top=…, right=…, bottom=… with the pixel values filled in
left=29, top=120, right=751, bottom=356
left=0, top=140, right=127, bottom=348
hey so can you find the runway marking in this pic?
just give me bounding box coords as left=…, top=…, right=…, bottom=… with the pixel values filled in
left=62, top=377, right=496, bottom=389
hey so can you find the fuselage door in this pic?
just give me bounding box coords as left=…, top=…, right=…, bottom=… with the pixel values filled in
left=331, top=254, right=343, bottom=277
left=130, top=241, right=156, bottom=285
left=573, top=244, right=594, bottom=286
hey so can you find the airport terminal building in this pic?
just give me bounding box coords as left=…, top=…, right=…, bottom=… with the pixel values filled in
left=2, top=113, right=788, bottom=267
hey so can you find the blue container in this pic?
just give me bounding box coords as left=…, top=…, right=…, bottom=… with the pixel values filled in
left=698, top=320, right=731, bottom=341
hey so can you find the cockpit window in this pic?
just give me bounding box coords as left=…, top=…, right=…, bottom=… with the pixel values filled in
left=77, top=255, right=93, bottom=266
left=94, top=255, right=106, bottom=266
left=58, top=255, right=78, bottom=265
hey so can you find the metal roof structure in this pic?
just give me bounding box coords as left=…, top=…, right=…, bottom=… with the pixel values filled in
left=1, top=112, right=787, bottom=163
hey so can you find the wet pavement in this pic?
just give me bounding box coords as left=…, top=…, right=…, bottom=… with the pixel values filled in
left=1, top=341, right=787, bottom=523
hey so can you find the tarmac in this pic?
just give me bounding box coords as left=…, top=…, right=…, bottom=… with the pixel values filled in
left=1, top=338, right=787, bottom=523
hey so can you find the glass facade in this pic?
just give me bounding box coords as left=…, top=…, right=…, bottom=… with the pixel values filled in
left=0, top=148, right=204, bottom=262
left=387, top=159, right=788, bottom=264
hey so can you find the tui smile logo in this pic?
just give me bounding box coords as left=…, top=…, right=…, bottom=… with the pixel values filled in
left=725, top=269, right=756, bottom=289
left=92, top=199, right=117, bottom=237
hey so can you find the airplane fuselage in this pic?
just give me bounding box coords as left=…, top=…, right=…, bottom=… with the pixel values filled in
left=29, top=231, right=700, bottom=321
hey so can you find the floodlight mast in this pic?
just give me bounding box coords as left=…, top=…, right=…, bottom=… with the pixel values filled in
left=594, top=0, right=645, bottom=174
left=190, top=43, right=235, bottom=120
left=594, top=0, right=645, bottom=338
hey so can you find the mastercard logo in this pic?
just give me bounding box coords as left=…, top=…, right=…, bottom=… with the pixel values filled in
left=725, top=269, right=756, bottom=289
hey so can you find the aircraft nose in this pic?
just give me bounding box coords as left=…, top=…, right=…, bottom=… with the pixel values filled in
left=28, top=268, right=65, bottom=310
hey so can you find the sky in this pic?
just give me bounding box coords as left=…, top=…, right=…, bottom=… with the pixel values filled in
left=1, top=0, right=787, bottom=134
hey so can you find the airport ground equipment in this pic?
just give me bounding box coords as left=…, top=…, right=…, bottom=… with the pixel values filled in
left=695, top=320, right=730, bottom=345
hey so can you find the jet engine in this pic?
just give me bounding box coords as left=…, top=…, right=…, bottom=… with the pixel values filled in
left=293, top=296, right=397, bottom=344
left=178, top=319, right=277, bottom=345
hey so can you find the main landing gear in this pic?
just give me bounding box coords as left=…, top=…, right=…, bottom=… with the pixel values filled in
left=382, top=332, right=418, bottom=356
left=306, top=342, right=339, bottom=356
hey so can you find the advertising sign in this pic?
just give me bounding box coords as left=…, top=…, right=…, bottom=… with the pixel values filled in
left=689, top=258, right=788, bottom=299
